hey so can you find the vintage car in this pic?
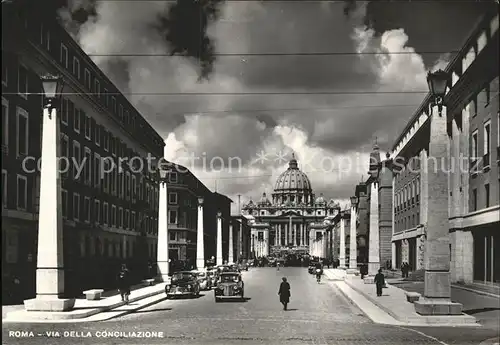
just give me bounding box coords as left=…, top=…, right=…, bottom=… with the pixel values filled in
left=191, top=270, right=211, bottom=290
left=165, top=271, right=200, bottom=298
left=214, top=272, right=244, bottom=302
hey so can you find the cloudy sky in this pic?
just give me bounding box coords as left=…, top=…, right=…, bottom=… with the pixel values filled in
left=60, top=0, right=491, bottom=213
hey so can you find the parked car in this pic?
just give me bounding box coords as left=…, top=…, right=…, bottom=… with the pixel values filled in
left=214, top=272, right=245, bottom=302
left=191, top=270, right=211, bottom=290
left=165, top=271, right=200, bottom=298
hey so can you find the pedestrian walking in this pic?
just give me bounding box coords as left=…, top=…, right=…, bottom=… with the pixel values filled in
left=278, top=277, right=291, bottom=310
left=117, top=264, right=131, bottom=303
left=374, top=268, right=385, bottom=297
left=277, top=261, right=280, bottom=271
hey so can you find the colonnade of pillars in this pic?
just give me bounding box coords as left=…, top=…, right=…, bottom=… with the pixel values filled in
left=273, top=222, right=309, bottom=247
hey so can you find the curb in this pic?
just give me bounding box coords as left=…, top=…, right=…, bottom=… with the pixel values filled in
left=86, top=294, right=168, bottom=322
left=451, top=284, right=500, bottom=299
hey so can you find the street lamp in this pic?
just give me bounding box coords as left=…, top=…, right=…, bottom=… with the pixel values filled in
left=413, top=68, right=462, bottom=315
left=157, top=160, right=173, bottom=282
left=24, top=74, right=75, bottom=312
left=426, top=69, right=449, bottom=114
left=217, top=211, right=222, bottom=218
left=41, top=74, right=63, bottom=114
left=198, top=197, right=204, bottom=205
left=350, top=196, right=359, bottom=208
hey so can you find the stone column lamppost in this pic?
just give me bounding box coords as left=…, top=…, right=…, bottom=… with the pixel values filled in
left=339, top=212, right=346, bottom=269
left=24, top=75, right=75, bottom=312
left=157, top=159, right=173, bottom=282
left=228, top=223, right=234, bottom=264
left=413, top=70, right=463, bottom=315
left=216, top=211, right=223, bottom=266
left=347, top=196, right=359, bottom=274
left=196, top=197, right=205, bottom=270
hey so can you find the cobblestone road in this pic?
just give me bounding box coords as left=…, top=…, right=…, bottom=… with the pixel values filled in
left=3, top=267, right=498, bottom=345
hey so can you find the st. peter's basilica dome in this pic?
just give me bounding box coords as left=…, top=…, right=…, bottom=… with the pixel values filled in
left=273, top=154, right=312, bottom=192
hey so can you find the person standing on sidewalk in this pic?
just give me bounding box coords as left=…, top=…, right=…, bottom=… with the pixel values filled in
left=374, top=268, right=385, bottom=297
left=117, top=264, right=131, bottom=303
left=278, top=277, right=291, bottom=310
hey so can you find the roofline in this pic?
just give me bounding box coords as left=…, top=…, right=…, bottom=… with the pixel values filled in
left=391, top=11, right=496, bottom=152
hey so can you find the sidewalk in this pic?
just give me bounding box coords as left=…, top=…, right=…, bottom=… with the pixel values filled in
left=3, top=283, right=167, bottom=323
left=325, top=269, right=480, bottom=327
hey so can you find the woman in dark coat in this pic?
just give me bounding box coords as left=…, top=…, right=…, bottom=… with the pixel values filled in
left=117, top=264, right=131, bottom=302
left=278, top=277, right=291, bottom=310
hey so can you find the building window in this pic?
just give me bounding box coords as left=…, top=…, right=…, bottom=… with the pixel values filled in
left=124, top=110, right=129, bottom=125
left=16, top=107, right=28, bottom=156
left=118, top=207, right=123, bottom=228
left=485, top=184, right=490, bottom=208
left=84, top=69, right=91, bottom=90
left=2, top=98, right=8, bottom=149
left=103, top=202, right=109, bottom=226
left=169, top=172, right=178, bottom=183
left=111, top=96, right=116, bottom=114
left=471, top=188, right=477, bottom=212
left=61, top=189, right=67, bottom=218
left=118, top=104, right=123, bottom=120
left=84, top=147, right=91, bottom=185
left=484, top=120, right=491, bottom=156
left=84, top=112, right=91, bottom=140
left=125, top=209, right=130, bottom=229
left=471, top=130, right=478, bottom=159
left=94, top=199, right=101, bottom=224
left=131, top=211, right=136, bottom=230
left=94, top=79, right=100, bottom=98
left=73, top=193, right=80, bottom=221
left=104, top=88, right=109, bottom=107
left=103, top=130, right=109, bottom=151
left=111, top=205, right=116, bottom=227
left=169, top=231, right=176, bottom=242
left=132, top=175, right=136, bottom=201
left=169, top=210, right=177, bottom=224
left=60, top=98, right=68, bottom=125
left=17, top=64, right=28, bottom=99
left=95, top=124, right=101, bottom=146
left=60, top=44, right=68, bottom=68
left=74, top=108, right=80, bottom=133
left=84, top=196, right=90, bottom=223
left=72, top=141, right=81, bottom=180
left=169, top=192, right=178, bottom=204
left=72, top=56, right=80, bottom=79
left=60, top=134, right=69, bottom=178
left=1, top=170, right=6, bottom=207
left=93, top=153, right=101, bottom=188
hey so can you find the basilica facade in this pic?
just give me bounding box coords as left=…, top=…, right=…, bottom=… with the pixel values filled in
left=241, top=155, right=340, bottom=257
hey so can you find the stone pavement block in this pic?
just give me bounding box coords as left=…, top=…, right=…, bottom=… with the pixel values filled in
left=363, top=277, right=375, bottom=284
left=414, top=299, right=463, bottom=315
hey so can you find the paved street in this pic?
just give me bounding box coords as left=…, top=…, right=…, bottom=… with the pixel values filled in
left=3, top=267, right=499, bottom=345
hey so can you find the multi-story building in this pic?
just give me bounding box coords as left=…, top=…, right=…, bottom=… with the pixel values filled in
left=1, top=3, right=165, bottom=298
left=390, top=9, right=499, bottom=283
left=166, top=163, right=233, bottom=267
